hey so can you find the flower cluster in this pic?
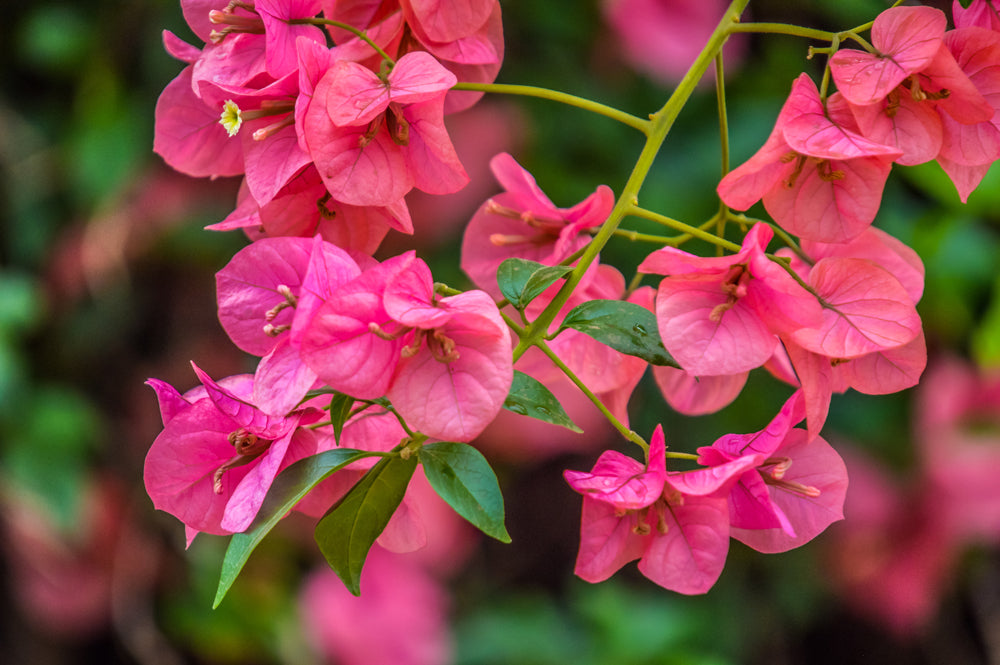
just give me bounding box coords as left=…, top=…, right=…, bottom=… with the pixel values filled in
left=144, top=0, right=997, bottom=605
left=155, top=0, right=502, bottom=251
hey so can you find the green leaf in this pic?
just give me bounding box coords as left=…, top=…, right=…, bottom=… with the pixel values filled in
left=420, top=442, right=511, bottom=543
left=503, top=370, right=583, bottom=432
left=497, top=258, right=573, bottom=309
left=214, top=447, right=374, bottom=608
left=327, top=392, right=355, bottom=444
left=313, top=453, right=418, bottom=596
left=556, top=299, right=678, bottom=366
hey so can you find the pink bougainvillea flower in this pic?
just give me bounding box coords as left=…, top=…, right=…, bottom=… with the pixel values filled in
left=697, top=391, right=848, bottom=552
left=566, top=426, right=761, bottom=594
left=935, top=27, right=1000, bottom=201
left=143, top=364, right=326, bottom=538
left=566, top=426, right=734, bottom=594
left=382, top=255, right=513, bottom=442
left=461, top=152, right=614, bottom=297
left=304, top=51, right=468, bottom=207
left=215, top=236, right=363, bottom=414
left=830, top=6, right=947, bottom=106
left=953, top=0, right=1000, bottom=31
left=718, top=75, right=901, bottom=243
left=301, top=252, right=512, bottom=441
left=638, top=222, right=821, bottom=376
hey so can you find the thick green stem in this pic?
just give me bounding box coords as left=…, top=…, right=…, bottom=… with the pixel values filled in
left=453, top=82, right=649, bottom=132
left=512, top=0, right=750, bottom=368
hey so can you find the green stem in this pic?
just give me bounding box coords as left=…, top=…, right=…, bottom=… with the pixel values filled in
left=535, top=339, right=648, bottom=454
left=611, top=228, right=687, bottom=245
left=629, top=206, right=742, bottom=253
left=728, top=22, right=873, bottom=50
left=715, top=52, right=731, bottom=253
left=453, top=82, right=650, bottom=132
left=513, top=0, right=749, bottom=372
left=666, top=452, right=701, bottom=461
left=289, top=18, right=395, bottom=64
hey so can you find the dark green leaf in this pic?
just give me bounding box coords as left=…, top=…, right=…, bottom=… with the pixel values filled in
left=420, top=442, right=511, bottom=543
left=313, top=453, right=418, bottom=596
left=327, top=392, right=355, bottom=444
left=497, top=258, right=573, bottom=309
left=556, top=299, right=678, bottom=366
left=214, top=447, right=374, bottom=608
left=503, top=370, right=582, bottom=432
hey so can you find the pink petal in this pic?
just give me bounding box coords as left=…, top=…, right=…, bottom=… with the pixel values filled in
left=191, top=363, right=295, bottom=438
left=146, top=378, right=194, bottom=425
left=253, top=338, right=319, bottom=416
left=574, top=499, right=648, bottom=583
left=654, top=275, right=777, bottom=376
left=763, top=153, right=894, bottom=243
left=637, top=496, right=730, bottom=595
left=153, top=68, right=245, bottom=178
left=220, top=427, right=296, bottom=532
left=792, top=257, right=922, bottom=359
left=163, top=30, right=202, bottom=64
left=653, top=366, right=747, bottom=416
left=320, top=60, right=392, bottom=127
left=383, top=253, right=453, bottom=328
left=838, top=330, right=927, bottom=395
left=801, top=227, right=925, bottom=305
left=242, top=122, right=312, bottom=208
left=387, top=308, right=512, bottom=442
left=564, top=426, right=666, bottom=510
left=848, top=93, right=943, bottom=166
left=404, top=98, right=470, bottom=196
left=216, top=236, right=313, bottom=355
left=299, top=260, right=409, bottom=400
left=782, top=85, right=902, bottom=160
left=386, top=51, right=458, bottom=105
left=830, top=6, right=946, bottom=106
left=401, top=0, right=496, bottom=45
left=731, top=429, right=848, bottom=552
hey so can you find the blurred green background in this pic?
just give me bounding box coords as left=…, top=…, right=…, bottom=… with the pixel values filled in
left=2, top=0, right=1000, bottom=663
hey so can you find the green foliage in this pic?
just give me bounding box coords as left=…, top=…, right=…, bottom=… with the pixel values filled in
left=214, top=447, right=376, bottom=607
left=503, top=369, right=582, bottom=432
left=314, top=453, right=418, bottom=595
left=497, top=258, right=574, bottom=310
left=420, top=442, right=511, bottom=543
left=556, top=299, right=677, bottom=366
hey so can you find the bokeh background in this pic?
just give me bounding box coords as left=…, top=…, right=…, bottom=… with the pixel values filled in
left=3, top=0, right=1000, bottom=663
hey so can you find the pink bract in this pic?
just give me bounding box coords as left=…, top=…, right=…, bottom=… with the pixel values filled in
left=718, top=75, right=901, bottom=243
left=639, top=222, right=820, bottom=376
left=461, top=152, right=614, bottom=298
left=143, top=365, right=326, bottom=538
left=829, top=6, right=947, bottom=106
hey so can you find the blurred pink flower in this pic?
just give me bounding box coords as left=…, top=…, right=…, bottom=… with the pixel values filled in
left=300, top=546, right=452, bottom=665
left=602, top=0, right=746, bottom=84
